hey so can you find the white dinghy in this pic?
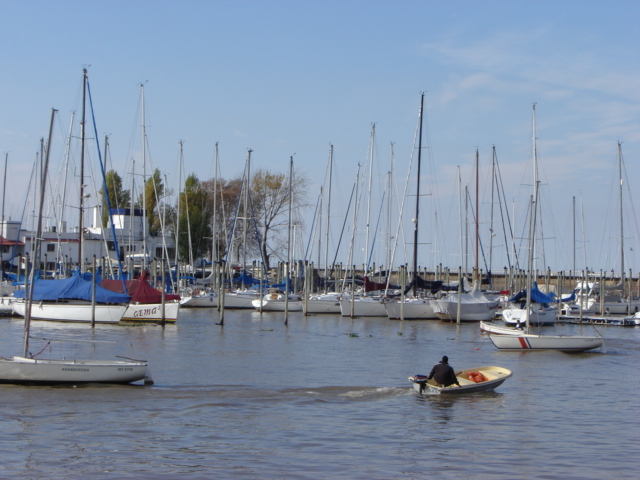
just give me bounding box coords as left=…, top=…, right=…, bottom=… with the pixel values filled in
left=409, top=366, right=512, bottom=395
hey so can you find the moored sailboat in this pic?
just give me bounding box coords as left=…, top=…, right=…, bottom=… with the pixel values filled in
left=0, top=96, right=150, bottom=385
left=488, top=105, right=602, bottom=353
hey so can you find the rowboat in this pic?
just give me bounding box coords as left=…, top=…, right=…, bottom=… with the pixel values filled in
left=409, top=365, right=512, bottom=394
left=0, top=356, right=151, bottom=385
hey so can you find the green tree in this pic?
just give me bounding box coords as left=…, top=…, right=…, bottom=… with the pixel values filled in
left=177, top=174, right=212, bottom=262
left=99, top=169, right=130, bottom=227
left=138, top=168, right=164, bottom=235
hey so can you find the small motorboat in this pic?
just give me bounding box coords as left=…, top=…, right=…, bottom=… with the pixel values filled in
left=409, top=365, right=513, bottom=395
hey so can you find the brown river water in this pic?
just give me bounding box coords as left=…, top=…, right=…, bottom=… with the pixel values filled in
left=0, top=308, right=637, bottom=479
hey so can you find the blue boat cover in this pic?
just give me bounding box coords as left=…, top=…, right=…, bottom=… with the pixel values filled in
left=233, top=271, right=260, bottom=285
left=508, top=282, right=556, bottom=304
left=13, top=273, right=130, bottom=303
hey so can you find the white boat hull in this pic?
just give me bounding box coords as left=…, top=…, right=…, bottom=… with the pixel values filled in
left=222, top=292, right=260, bottom=309
left=180, top=292, right=218, bottom=308
left=384, top=299, right=438, bottom=320
left=339, top=298, right=387, bottom=317
left=433, top=293, right=499, bottom=322
left=488, top=333, right=603, bottom=352
left=585, top=300, right=640, bottom=315
left=502, top=306, right=557, bottom=326
left=12, top=300, right=127, bottom=324
left=304, top=296, right=342, bottom=314
left=121, top=302, right=180, bottom=323
left=0, top=356, right=149, bottom=384
left=0, top=296, right=13, bottom=316
left=252, top=298, right=303, bottom=312
left=409, top=366, right=512, bottom=394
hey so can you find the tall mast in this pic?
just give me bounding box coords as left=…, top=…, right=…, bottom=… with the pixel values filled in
left=79, top=69, right=87, bottom=270
left=412, top=93, right=424, bottom=296
left=618, top=141, right=624, bottom=290
left=475, top=148, right=479, bottom=285
left=525, top=103, right=539, bottom=330
left=141, top=83, right=148, bottom=271
left=386, top=143, right=394, bottom=276
left=242, top=149, right=252, bottom=275
left=490, top=146, right=496, bottom=283
left=323, top=144, right=333, bottom=291
left=212, top=142, right=219, bottom=265
left=531, top=103, right=538, bottom=272
left=284, top=156, right=294, bottom=325
left=60, top=112, right=75, bottom=242
left=364, top=124, right=375, bottom=276
left=24, top=108, right=56, bottom=356
left=173, top=147, right=181, bottom=270
left=1, top=152, right=7, bottom=283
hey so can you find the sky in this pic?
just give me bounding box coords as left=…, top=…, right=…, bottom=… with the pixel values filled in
left=1, top=0, right=639, bottom=276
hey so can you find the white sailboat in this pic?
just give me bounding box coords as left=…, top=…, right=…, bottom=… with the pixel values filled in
left=252, top=289, right=303, bottom=312
left=434, top=285, right=501, bottom=322
left=488, top=105, right=602, bottom=353
left=0, top=99, right=150, bottom=385
left=305, top=292, right=342, bottom=314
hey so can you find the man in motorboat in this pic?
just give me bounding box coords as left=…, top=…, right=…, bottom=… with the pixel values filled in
left=427, top=356, right=460, bottom=387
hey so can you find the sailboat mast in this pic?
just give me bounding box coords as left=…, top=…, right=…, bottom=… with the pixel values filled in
left=490, top=146, right=496, bottom=282
left=525, top=104, right=539, bottom=330
left=79, top=69, right=87, bottom=270
left=173, top=152, right=181, bottom=271
left=60, top=112, right=75, bottom=249
left=287, top=156, right=294, bottom=280
left=1, top=153, right=6, bottom=283
left=141, top=83, right=148, bottom=271
left=412, top=93, right=424, bottom=296
left=364, top=124, right=375, bottom=276
left=323, top=144, right=333, bottom=290
left=475, top=148, right=479, bottom=284
left=212, top=142, right=219, bottom=265
left=531, top=103, right=539, bottom=272
left=24, top=108, right=57, bottom=356
left=386, top=143, right=394, bottom=276
left=242, top=150, right=252, bottom=276
left=618, top=142, right=624, bottom=290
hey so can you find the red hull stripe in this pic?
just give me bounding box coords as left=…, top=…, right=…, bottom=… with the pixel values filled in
left=518, top=336, right=530, bottom=349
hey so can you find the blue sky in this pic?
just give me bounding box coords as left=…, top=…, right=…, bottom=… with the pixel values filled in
left=1, top=1, right=639, bottom=275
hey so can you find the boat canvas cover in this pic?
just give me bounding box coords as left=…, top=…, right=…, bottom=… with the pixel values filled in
left=233, top=271, right=261, bottom=286
left=509, top=282, right=556, bottom=305
left=403, top=276, right=448, bottom=295
left=363, top=276, right=399, bottom=293
left=13, top=274, right=130, bottom=303
left=101, top=271, right=180, bottom=303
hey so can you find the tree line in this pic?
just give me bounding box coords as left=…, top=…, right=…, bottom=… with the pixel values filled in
left=100, top=167, right=307, bottom=270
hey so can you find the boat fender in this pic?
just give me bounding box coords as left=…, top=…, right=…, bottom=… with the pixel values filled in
left=467, top=372, right=487, bottom=383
